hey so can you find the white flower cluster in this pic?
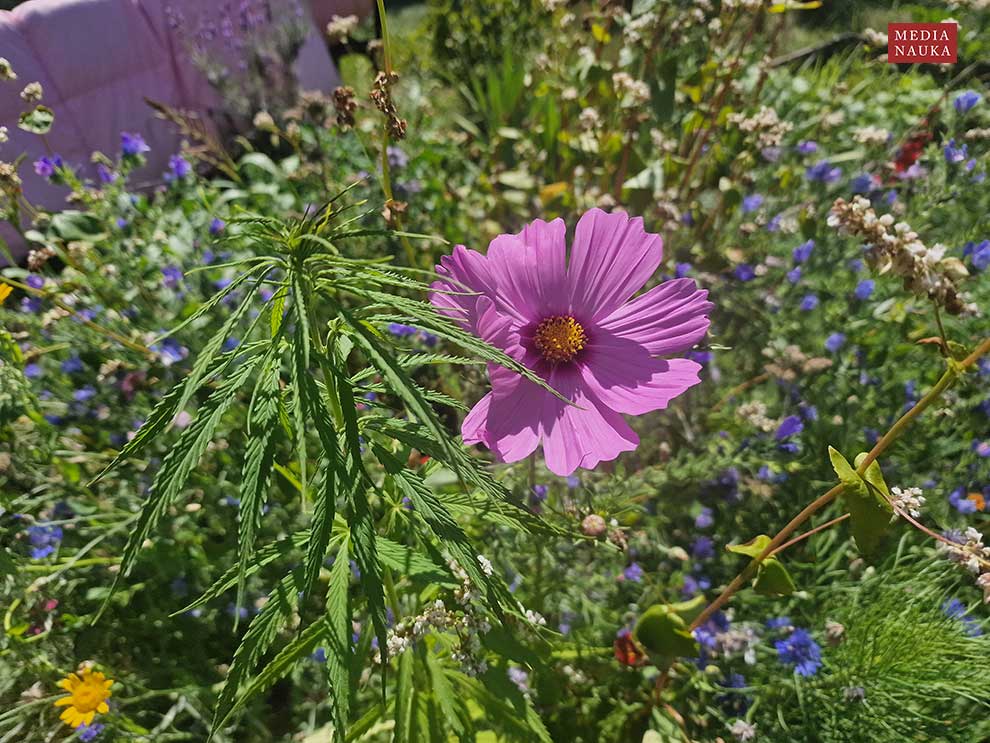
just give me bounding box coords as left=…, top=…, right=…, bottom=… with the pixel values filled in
left=862, top=28, right=888, bottom=48
left=736, top=401, right=777, bottom=433
left=578, top=107, right=601, bottom=132
left=325, top=14, right=359, bottom=44
left=963, top=127, right=990, bottom=141
left=939, top=527, right=990, bottom=578
left=890, top=486, right=926, bottom=518
left=374, top=557, right=492, bottom=676
left=0, top=57, right=17, bottom=81
left=729, top=719, right=757, bottom=741
left=612, top=72, right=650, bottom=106
left=624, top=12, right=657, bottom=44
left=722, top=0, right=764, bottom=10
left=828, top=196, right=973, bottom=314
left=20, top=81, right=42, bottom=103
left=728, top=106, right=793, bottom=148
left=852, top=125, right=890, bottom=146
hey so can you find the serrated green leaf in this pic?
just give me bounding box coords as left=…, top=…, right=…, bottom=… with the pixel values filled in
left=324, top=537, right=352, bottom=732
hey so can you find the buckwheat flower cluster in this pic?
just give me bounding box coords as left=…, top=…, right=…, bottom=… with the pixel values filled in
left=939, top=527, right=990, bottom=576
left=0, top=57, right=16, bottom=81
left=729, top=720, right=757, bottom=742
left=20, top=81, right=42, bottom=102
left=852, top=125, right=890, bottom=146
left=624, top=12, right=657, bottom=44
left=964, top=127, right=990, bottom=142
left=828, top=196, right=972, bottom=314
left=325, top=14, right=359, bottom=44
left=736, top=400, right=777, bottom=432
left=728, top=106, right=793, bottom=149
left=612, top=72, right=650, bottom=106
left=890, top=486, right=925, bottom=518
left=373, top=557, right=492, bottom=676
left=862, top=28, right=888, bottom=47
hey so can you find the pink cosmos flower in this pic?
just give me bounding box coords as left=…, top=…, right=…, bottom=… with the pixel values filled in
left=431, top=208, right=713, bottom=476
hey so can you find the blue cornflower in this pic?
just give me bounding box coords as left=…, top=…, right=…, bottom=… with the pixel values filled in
left=61, top=355, right=84, bottom=374
left=674, top=262, right=693, bottom=278
left=954, top=90, right=982, bottom=114
left=209, top=217, right=226, bottom=235
left=963, top=240, right=990, bottom=271
left=531, top=484, right=548, bottom=503
left=799, top=293, right=819, bottom=311
left=741, top=194, right=764, bottom=213
left=121, top=131, right=150, bottom=156
left=27, top=522, right=63, bottom=559
left=854, top=279, right=875, bottom=300
left=766, top=616, right=792, bottom=630
left=733, top=264, right=756, bottom=282
left=825, top=332, right=846, bottom=353
left=623, top=562, right=644, bottom=582
left=24, top=362, right=42, bottom=379
left=795, top=140, right=818, bottom=155
left=850, top=173, right=875, bottom=194
left=805, top=160, right=842, bottom=184
left=766, top=213, right=783, bottom=232
left=775, top=415, right=804, bottom=440
left=786, top=266, right=802, bottom=284
left=792, top=239, right=815, bottom=264
left=974, top=440, right=990, bottom=458
left=681, top=573, right=711, bottom=596
left=775, top=627, right=822, bottom=676
left=73, top=386, right=96, bottom=402
left=311, top=647, right=328, bottom=663
left=156, top=337, right=189, bottom=366
left=96, top=163, right=117, bottom=184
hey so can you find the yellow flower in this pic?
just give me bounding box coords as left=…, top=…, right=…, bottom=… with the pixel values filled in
left=53, top=668, right=113, bottom=728
left=0, top=282, right=11, bottom=305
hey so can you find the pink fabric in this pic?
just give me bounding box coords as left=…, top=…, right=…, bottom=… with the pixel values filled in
left=0, top=0, right=350, bottom=259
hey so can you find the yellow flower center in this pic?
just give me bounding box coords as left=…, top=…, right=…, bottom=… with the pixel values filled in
left=0, top=282, right=11, bottom=305
left=72, top=681, right=104, bottom=712
left=534, top=315, right=587, bottom=363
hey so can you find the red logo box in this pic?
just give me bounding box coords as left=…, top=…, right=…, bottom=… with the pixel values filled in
left=888, top=23, right=957, bottom=64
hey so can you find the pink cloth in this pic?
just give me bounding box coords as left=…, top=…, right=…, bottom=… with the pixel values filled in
left=0, top=0, right=351, bottom=260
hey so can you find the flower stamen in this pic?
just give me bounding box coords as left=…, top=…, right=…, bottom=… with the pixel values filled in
left=534, top=316, right=587, bottom=363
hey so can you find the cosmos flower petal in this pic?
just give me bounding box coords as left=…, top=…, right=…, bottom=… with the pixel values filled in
left=430, top=244, right=497, bottom=329
left=463, top=371, right=544, bottom=463
left=540, top=367, right=638, bottom=476
left=579, top=345, right=703, bottom=415
left=567, top=208, right=663, bottom=321
left=513, top=217, right=568, bottom=315
left=598, top=278, right=713, bottom=356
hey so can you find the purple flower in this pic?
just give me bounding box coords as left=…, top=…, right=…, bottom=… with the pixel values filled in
left=674, top=262, right=693, bottom=278
left=805, top=160, right=841, bottom=184
left=386, top=145, right=409, bottom=169
left=155, top=337, right=189, bottom=366
left=61, top=355, right=84, bottom=374
left=775, top=628, right=822, bottom=676
left=965, top=240, right=990, bottom=272
left=734, top=264, right=756, bottom=282
left=766, top=213, right=783, bottom=232
left=311, top=647, right=328, bottom=663
left=854, top=279, right=875, bottom=300
left=73, top=386, right=97, bottom=402
left=741, top=194, right=764, bottom=213
left=766, top=616, right=792, bottom=630
left=162, top=264, right=183, bottom=289
left=33, top=155, right=63, bottom=179
left=27, top=522, right=62, bottom=559
left=623, top=562, right=644, bottom=582
left=825, top=332, right=846, bottom=353
left=850, top=173, right=875, bottom=194
left=786, top=266, right=802, bottom=284
left=795, top=140, right=818, bottom=155
left=682, top=573, right=711, bottom=596
left=530, top=484, right=548, bottom=503
left=96, top=163, right=117, bottom=184
left=209, top=217, right=226, bottom=235
left=78, top=723, right=105, bottom=742
left=692, top=536, right=715, bottom=560
left=799, top=293, right=819, bottom=311
left=944, top=140, right=968, bottom=164
left=121, top=131, right=150, bottom=156
left=166, top=154, right=191, bottom=181
left=387, top=322, right=417, bottom=337
left=775, top=415, right=803, bottom=440
left=761, top=146, right=782, bottom=162
left=942, top=599, right=982, bottom=637
left=24, top=362, right=42, bottom=378
left=949, top=487, right=977, bottom=514
left=792, top=239, right=815, bottom=264
left=695, top=506, right=714, bottom=529
left=974, top=440, right=990, bottom=458
left=954, top=90, right=982, bottom=114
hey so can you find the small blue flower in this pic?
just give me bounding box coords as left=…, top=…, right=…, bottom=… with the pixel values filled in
left=799, top=293, right=819, bottom=311
left=121, top=131, right=150, bottom=156
left=786, top=266, right=802, bottom=284
left=209, top=217, right=226, bottom=235
left=964, top=240, right=990, bottom=272
left=387, top=322, right=417, bottom=337
left=766, top=616, right=792, bottom=630
left=825, top=332, right=846, bottom=353
left=775, top=415, right=803, bottom=440
left=850, top=173, right=875, bottom=194
left=386, top=145, right=408, bottom=169
left=166, top=154, right=191, bottom=181
left=162, top=264, right=183, bottom=289
left=695, top=507, right=714, bottom=529
left=623, top=562, right=644, bottom=582
left=775, top=627, right=822, bottom=676
left=96, top=163, right=117, bottom=184
left=674, top=262, right=693, bottom=278
left=942, top=598, right=982, bottom=637
left=854, top=279, right=875, bottom=300
left=691, top=536, right=715, bottom=560
left=805, top=160, right=841, bottom=184
left=944, top=139, right=968, bottom=164
left=61, top=355, right=84, bottom=374
left=795, top=140, right=818, bottom=155
left=78, top=723, right=105, bottom=742
left=27, top=522, right=63, bottom=559
left=954, top=90, right=982, bottom=114
left=33, top=155, right=63, bottom=179
left=792, top=239, right=815, bottom=264
left=733, top=264, right=756, bottom=282
left=741, top=194, right=764, bottom=213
